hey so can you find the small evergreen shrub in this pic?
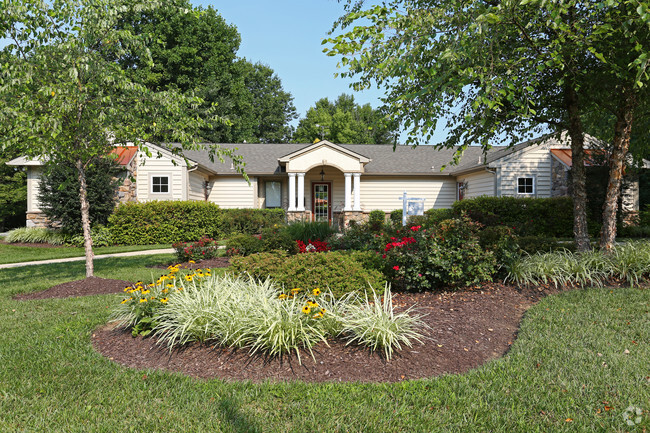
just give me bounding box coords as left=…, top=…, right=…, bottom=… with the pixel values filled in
left=230, top=251, right=387, bottom=298
left=226, top=233, right=264, bottom=257
left=516, top=236, right=576, bottom=254
left=219, top=208, right=286, bottom=237
left=173, top=237, right=221, bottom=262
left=368, top=210, right=386, bottom=233
left=389, top=209, right=403, bottom=225
left=226, top=228, right=299, bottom=256
left=478, top=225, right=519, bottom=275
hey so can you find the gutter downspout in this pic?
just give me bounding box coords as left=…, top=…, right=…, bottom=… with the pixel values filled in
left=187, top=164, right=199, bottom=201
left=486, top=167, right=498, bottom=197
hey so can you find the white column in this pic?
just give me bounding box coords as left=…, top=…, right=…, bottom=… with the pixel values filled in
left=353, top=172, right=361, bottom=211
left=288, top=173, right=296, bottom=211
left=297, top=172, right=306, bottom=211
left=344, top=173, right=352, bottom=211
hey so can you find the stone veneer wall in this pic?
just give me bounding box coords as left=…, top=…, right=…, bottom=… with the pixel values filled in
left=551, top=157, right=570, bottom=197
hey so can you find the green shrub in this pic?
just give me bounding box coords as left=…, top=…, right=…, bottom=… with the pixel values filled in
left=383, top=216, right=496, bottom=291
left=618, top=224, right=650, bottom=238
left=109, top=201, right=222, bottom=245
left=226, top=233, right=264, bottom=256
left=368, top=210, right=386, bottom=233
left=66, top=224, right=113, bottom=247
left=329, top=224, right=386, bottom=252
left=108, top=202, right=285, bottom=245
left=452, top=196, right=575, bottom=237
left=389, top=209, right=403, bottom=225
left=173, top=237, right=221, bottom=262
left=230, top=251, right=387, bottom=298
left=478, top=225, right=519, bottom=275
left=219, top=208, right=286, bottom=237
left=285, top=220, right=336, bottom=243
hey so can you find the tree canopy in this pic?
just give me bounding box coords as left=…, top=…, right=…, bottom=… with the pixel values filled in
left=116, top=0, right=296, bottom=143
left=0, top=0, right=241, bottom=276
left=293, top=94, right=397, bottom=144
left=325, top=0, right=650, bottom=250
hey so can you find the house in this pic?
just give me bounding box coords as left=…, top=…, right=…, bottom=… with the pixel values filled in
left=7, top=133, right=641, bottom=227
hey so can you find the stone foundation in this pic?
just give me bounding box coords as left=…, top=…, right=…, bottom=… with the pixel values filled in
left=339, top=211, right=367, bottom=228
left=26, top=211, right=54, bottom=228
left=287, top=211, right=312, bottom=223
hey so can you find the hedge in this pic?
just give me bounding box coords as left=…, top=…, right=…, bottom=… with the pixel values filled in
left=452, top=196, right=576, bottom=237
left=108, top=201, right=286, bottom=245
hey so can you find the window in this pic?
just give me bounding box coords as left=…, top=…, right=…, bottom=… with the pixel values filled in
left=265, top=181, right=282, bottom=208
left=517, top=177, right=534, bottom=195
left=151, top=175, right=170, bottom=194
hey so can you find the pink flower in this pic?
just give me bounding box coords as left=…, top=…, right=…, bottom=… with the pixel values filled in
left=418, top=273, right=422, bottom=277
left=393, top=266, right=399, bottom=271
left=382, top=254, right=386, bottom=259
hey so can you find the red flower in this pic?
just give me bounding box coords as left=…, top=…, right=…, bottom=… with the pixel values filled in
left=382, top=254, right=386, bottom=259
left=393, top=266, right=400, bottom=271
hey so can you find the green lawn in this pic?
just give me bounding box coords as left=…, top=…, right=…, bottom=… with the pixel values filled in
left=0, top=243, right=171, bottom=264
left=0, top=257, right=647, bottom=432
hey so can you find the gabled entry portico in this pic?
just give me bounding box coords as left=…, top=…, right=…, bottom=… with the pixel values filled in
left=279, top=140, right=370, bottom=223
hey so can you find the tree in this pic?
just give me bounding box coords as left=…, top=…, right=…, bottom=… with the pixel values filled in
left=325, top=0, right=650, bottom=251
left=0, top=148, right=27, bottom=232
left=1, top=0, right=241, bottom=277
left=293, top=94, right=397, bottom=144
left=116, top=1, right=296, bottom=143
left=39, top=156, right=120, bottom=234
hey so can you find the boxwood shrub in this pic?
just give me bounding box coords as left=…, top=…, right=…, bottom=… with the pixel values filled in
left=230, top=251, right=387, bottom=298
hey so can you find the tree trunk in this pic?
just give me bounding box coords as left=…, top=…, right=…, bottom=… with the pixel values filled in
left=564, top=85, right=591, bottom=252
left=76, top=159, right=94, bottom=277
left=599, top=87, right=636, bottom=251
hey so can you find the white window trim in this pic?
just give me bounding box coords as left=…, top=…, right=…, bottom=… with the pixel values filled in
left=150, top=174, right=171, bottom=195
left=516, top=176, right=536, bottom=195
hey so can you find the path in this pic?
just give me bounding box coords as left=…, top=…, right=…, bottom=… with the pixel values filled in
left=0, top=248, right=174, bottom=269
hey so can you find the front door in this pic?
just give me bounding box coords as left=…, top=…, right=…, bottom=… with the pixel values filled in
left=312, top=182, right=331, bottom=222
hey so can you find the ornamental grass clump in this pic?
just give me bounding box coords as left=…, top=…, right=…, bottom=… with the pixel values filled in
left=338, top=285, right=427, bottom=360
left=112, top=270, right=425, bottom=363
left=5, top=227, right=70, bottom=245
left=507, top=241, right=650, bottom=287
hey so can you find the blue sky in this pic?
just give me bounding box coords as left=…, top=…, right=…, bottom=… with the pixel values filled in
left=193, top=0, right=389, bottom=131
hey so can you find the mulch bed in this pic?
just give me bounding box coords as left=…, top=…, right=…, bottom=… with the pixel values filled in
left=13, top=257, right=565, bottom=383
left=92, top=283, right=563, bottom=383
left=14, top=277, right=134, bottom=301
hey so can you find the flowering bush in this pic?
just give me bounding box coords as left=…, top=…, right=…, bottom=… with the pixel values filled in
left=382, top=216, right=496, bottom=291
left=111, top=264, right=213, bottom=336
left=172, top=237, right=221, bottom=262
left=296, top=239, right=330, bottom=253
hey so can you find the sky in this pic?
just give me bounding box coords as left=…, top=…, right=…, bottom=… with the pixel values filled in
left=192, top=0, right=385, bottom=126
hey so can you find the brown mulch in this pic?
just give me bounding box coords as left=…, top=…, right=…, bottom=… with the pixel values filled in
left=14, top=276, right=134, bottom=300
left=92, top=282, right=564, bottom=383
left=148, top=257, right=231, bottom=270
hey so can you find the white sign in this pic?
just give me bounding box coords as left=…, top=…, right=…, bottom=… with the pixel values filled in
left=399, top=191, right=425, bottom=226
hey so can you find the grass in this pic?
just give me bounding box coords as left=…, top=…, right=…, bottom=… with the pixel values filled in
left=0, top=257, right=648, bottom=432
left=0, top=243, right=170, bottom=264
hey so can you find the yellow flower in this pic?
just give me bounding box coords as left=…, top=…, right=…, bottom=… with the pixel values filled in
left=160, top=298, right=168, bottom=304
left=139, top=298, right=147, bottom=303
left=120, top=298, right=129, bottom=304
left=142, top=289, right=150, bottom=295
left=185, top=275, right=193, bottom=282
left=162, top=288, right=169, bottom=294
left=147, top=283, right=154, bottom=288
left=301, top=305, right=311, bottom=314
left=166, top=284, right=173, bottom=289
left=320, top=308, right=326, bottom=315
left=167, top=275, right=175, bottom=279
left=307, top=301, right=319, bottom=308
left=278, top=294, right=288, bottom=300
left=123, top=286, right=131, bottom=292
left=312, top=288, right=321, bottom=296
left=150, top=296, right=156, bottom=300
left=291, top=287, right=301, bottom=294
left=189, top=260, right=196, bottom=264
left=313, top=312, right=323, bottom=319
left=205, top=272, right=211, bottom=277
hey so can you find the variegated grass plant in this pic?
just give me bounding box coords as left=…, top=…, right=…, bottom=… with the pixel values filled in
left=507, top=241, right=650, bottom=287
left=337, top=285, right=428, bottom=360
left=112, top=270, right=426, bottom=362
left=5, top=227, right=70, bottom=245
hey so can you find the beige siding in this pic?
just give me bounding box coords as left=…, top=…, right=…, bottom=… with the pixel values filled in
left=359, top=176, right=457, bottom=211
left=27, top=167, right=42, bottom=212
left=188, top=171, right=206, bottom=201
left=460, top=170, right=496, bottom=199
left=493, top=145, right=553, bottom=198
left=208, top=176, right=255, bottom=208
left=137, top=151, right=187, bottom=201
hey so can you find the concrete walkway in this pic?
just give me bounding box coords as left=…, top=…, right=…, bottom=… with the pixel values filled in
left=0, top=248, right=174, bottom=269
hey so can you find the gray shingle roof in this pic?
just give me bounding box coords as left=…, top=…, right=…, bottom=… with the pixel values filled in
left=177, top=143, right=511, bottom=176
